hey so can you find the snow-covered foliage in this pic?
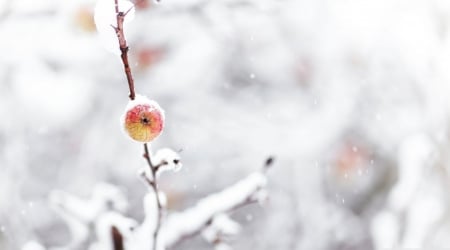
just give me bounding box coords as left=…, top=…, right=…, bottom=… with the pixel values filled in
left=19, top=166, right=270, bottom=250
left=2, top=0, right=450, bottom=249
left=162, top=172, right=267, bottom=248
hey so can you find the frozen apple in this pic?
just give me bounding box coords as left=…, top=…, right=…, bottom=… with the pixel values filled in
left=122, top=95, right=164, bottom=142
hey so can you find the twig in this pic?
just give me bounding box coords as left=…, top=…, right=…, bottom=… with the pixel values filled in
left=143, top=143, right=164, bottom=250
left=113, top=0, right=136, bottom=100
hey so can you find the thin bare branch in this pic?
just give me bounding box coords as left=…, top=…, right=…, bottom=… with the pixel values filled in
left=143, top=143, right=163, bottom=250
left=113, top=0, right=136, bottom=100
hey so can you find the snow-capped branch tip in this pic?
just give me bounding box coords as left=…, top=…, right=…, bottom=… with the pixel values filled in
left=139, top=147, right=181, bottom=181
left=152, top=148, right=182, bottom=173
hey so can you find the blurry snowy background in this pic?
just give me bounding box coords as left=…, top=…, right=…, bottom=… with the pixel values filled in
left=1, top=0, right=450, bottom=249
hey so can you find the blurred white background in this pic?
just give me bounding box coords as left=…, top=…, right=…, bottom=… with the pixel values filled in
left=1, top=0, right=450, bottom=249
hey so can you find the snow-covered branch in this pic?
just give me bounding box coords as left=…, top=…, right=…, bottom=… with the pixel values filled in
left=163, top=158, right=273, bottom=248
left=22, top=156, right=273, bottom=250
left=141, top=144, right=165, bottom=250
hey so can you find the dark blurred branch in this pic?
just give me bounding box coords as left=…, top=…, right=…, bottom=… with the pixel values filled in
left=111, top=226, right=124, bottom=250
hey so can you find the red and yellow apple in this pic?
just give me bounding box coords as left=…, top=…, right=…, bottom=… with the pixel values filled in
left=122, top=95, right=164, bottom=142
